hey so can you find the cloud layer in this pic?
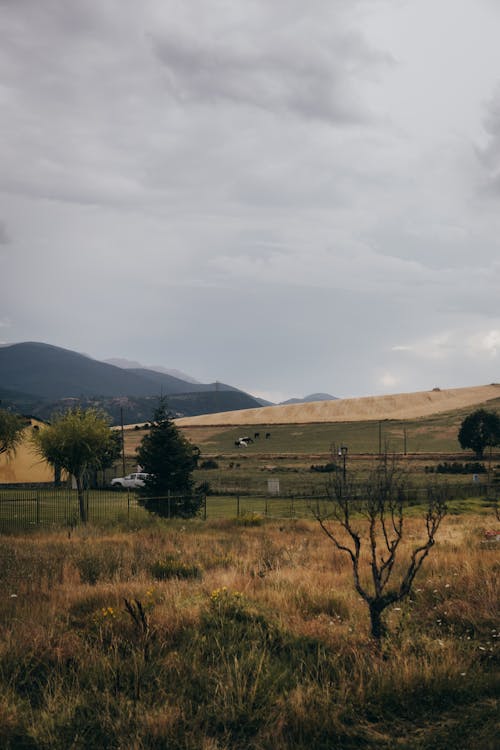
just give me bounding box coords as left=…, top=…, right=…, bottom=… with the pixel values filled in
left=1, top=0, right=500, bottom=399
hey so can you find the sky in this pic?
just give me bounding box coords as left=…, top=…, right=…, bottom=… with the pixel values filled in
left=1, top=0, right=500, bottom=403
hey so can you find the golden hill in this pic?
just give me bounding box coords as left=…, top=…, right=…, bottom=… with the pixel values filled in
left=174, top=384, right=500, bottom=427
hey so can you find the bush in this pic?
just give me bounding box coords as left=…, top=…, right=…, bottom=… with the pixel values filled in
left=310, top=462, right=337, bottom=473
left=74, top=549, right=123, bottom=585
left=435, top=461, right=486, bottom=475
left=235, top=511, right=264, bottom=526
left=150, top=556, right=202, bottom=581
left=196, top=480, right=212, bottom=496
left=200, top=459, right=219, bottom=470
left=139, top=493, right=204, bottom=519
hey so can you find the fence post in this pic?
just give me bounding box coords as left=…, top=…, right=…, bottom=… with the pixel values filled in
left=36, top=491, right=40, bottom=526
left=203, top=494, right=207, bottom=520
left=237, top=494, right=240, bottom=517
left=168, top=491, right=171, bottom=519
left=127, top=489, right=130, bottom=521
left=265, top=496, right=268, bottom=517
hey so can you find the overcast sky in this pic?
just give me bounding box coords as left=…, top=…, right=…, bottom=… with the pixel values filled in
left=1, top=0, right=500, bottom=402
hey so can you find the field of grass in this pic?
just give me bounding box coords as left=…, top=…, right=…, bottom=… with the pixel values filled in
left=1, top=485, right=497, bottom=532
left=1, top=398, right=498, bottom=746
left=174, top=397, right=500, bottom=456
left=0, top=508, right=498, bottom=748
left=115, top=399, right=500, bottom=501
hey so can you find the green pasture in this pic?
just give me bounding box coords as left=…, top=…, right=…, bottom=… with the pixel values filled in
left=192, top=454, right=500, bottom=498
left=177, top=396, right=500, bottom=456
left=0, top=489, right=150, bottom=529
left=181, top=416, right=459, bottom=454
left=0, top=484, right=496, bottom=531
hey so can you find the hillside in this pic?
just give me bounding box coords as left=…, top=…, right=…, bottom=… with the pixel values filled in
left=280, top=392, right=338, bottom=405
left=175, top=384, right=500, bottom=426
left=0, top=342, right=173, bottom=398
left=0, top=342, right=263, bottom=421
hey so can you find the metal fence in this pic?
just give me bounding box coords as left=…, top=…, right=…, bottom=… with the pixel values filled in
left=0, top=488, right=148, bottom=530
left=0, top=482, right=497, bottom=531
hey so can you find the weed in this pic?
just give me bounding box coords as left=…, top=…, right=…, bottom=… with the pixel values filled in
left=150, top=555, right=202, bottom=581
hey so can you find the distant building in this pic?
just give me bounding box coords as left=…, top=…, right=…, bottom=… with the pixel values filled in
left=0, top=419, right=55, bottom=484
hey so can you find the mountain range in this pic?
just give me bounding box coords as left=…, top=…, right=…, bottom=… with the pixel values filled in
left=0, top=342, right=262, bottom=423
left=0, top=342, right=338, bottom=423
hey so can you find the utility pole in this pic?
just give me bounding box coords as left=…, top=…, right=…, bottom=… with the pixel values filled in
left=120, top=407, right=126, bottom=476
left=338, top=445, right=348, bottom=484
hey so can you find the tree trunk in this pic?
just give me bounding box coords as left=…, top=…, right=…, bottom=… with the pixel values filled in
left=76, top=476, right=88, bottom=523
left=369, top=602, right=385, bottom=642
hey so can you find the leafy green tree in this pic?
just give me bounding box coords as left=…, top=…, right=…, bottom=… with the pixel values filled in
left=0, top=408, right=25, bottom=457
left=136, top=399, right=201, bottom=518
left=458, top=409, right=500, bottom=458
left=32, top=407, right=119, bottom=522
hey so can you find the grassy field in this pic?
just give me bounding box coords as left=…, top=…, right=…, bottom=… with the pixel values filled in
left=1, top=484, right=497, bottom=532
left=1, top=400, right=498, bottom=746
left=173, top=397, right=500, bottom=455
left=0, top=509, right=498, bottom=748
left=113, top=398, right=500, bottom=500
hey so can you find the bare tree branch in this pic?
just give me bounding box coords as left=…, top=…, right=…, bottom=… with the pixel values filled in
left=313, top=457, right=448, bottom=642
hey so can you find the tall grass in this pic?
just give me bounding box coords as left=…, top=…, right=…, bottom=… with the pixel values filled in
left=0, top=514, right=498, bottom=748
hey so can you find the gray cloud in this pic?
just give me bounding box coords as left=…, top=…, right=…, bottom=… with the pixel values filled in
left=1, top=1, right=500, bottom=400
left=0, top=222, right=10, bottom=245
left=479, top=85, right=500, bottom=193
left=151, top=23, right=390, bottom=124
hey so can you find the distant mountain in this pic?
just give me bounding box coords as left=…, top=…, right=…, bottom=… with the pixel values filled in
left=280, top=393, right=338, bottom=405
left=0, top=342, right=170, bottom=399
left=10, top=391, right=263, bottom=426
left=104, top=358, right=201, bottom=384
left=254, top=397, right=275, bottom=407
left=125, top=368, right=240, bottom=395
left=0, top=384, right=46, bottom=416
left=0, top=342, right=263, bottom=421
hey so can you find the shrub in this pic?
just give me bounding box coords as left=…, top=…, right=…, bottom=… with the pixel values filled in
left=310, top=462, right=337, bottom=473
left=235, top=511, right=263, bottom=526
left=195, top=480, right=212, bottom=496
left=200, top=459, right=219, bottom=470
left=435, top=461, right=486, bottom=475
left=294, top=588, right=349, bottom=621
left=150, top=556, right=202, bottom=581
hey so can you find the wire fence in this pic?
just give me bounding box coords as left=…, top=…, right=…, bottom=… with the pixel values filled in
left=0, top=482, right=497, bottom=531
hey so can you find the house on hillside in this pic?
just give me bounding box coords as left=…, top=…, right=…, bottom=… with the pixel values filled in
left=0, top=419, right=55, bottom=484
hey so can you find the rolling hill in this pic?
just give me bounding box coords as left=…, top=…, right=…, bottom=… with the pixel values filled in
left=175, top=384, right=500, bottom=426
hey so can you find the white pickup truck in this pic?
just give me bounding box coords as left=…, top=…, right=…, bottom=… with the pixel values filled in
left=110, top=472, right=150, bottom=489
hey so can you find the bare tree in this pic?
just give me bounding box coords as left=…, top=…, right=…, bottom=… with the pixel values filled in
left=313, top=460, right=447, bottom=642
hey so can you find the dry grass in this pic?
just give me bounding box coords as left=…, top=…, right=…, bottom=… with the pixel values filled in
left=0, top=513, right=498, bottom=748
left=175, top=383, right=500, bottom=426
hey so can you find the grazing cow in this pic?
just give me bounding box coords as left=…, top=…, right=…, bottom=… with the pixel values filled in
left=235, top=437, right=253, bottom=447
left=254, top=432, right=260, bottom=439
left=265, top=432, right=271, bottom=439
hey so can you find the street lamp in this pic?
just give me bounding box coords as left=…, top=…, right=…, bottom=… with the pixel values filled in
left=338, top=445, right=348, bottom=483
